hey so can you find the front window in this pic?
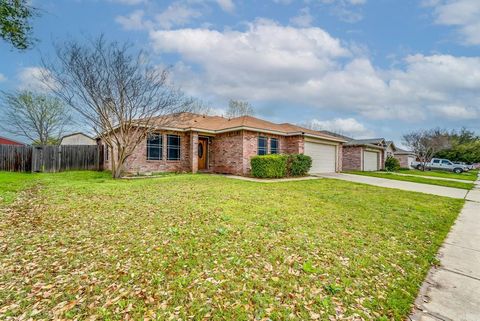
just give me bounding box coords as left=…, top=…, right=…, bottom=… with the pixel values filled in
left=270, top=138, right=279, bottom=154
left=258, top=136, right=267, bottom=155
left=147, top=134, right=162, bottom=160
left=167, top=134, right=181, bottom=160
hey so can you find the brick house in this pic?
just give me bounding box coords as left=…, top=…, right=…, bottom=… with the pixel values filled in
left=319, top=132, right=387, bottom=172
left=103, top=112, right=347, bottom=176
left=394, top=148, right=416, bottom=169
left=342, top=139, right=386, bottom=171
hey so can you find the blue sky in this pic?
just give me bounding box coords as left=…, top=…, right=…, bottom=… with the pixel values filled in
left=1, top=0, right=480, bottom=143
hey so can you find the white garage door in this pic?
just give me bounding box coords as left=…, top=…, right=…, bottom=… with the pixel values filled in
left=304, top=142, right=337, bottom=173
left=363, top=151, right=379, bottom=171
left=407, top=156, right=415, bottom=168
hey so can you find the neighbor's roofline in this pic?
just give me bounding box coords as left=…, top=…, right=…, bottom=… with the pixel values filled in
left=61, top=132, right=96, bottom=141
left=0, top=135, right=25, bottom=145
left=344, top=143, right=385, bottom=150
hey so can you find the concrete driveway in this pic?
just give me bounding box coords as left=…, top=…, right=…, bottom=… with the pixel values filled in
left=317, top=173, right=469, bottom=199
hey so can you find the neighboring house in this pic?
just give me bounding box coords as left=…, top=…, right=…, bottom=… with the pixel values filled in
left=342, top=138, right=386, bottom=171
left=319, top=132, right=388, bottom=172
left=60, top=132, right=96, bottom=145
left=394, top=148, right=417, bottom=169
left=102, top=112, right=347, bottom=176
left=0, top=136, right=24, bottom=145
left=385, top=141, right=397, bottom=159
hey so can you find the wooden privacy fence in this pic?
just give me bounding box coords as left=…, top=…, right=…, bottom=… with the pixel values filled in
left=0, top=144, right=104, bottom=172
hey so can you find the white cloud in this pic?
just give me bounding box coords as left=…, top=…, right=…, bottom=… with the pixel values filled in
left=290, top=7, right=314, bottom=27
left=115, top=0, right=236, bottom=31
left=115, top=10, right=150, bottom=30
left=155, top=2, right=202, bottom=29
left=216, top=0, right=235, bottom=12
left=432, top=105, right=479, bottom=119
left=425, top=0, right=480, bottom=45
left=17, top=67, right=57, bottom=92
left=109, top=0, right=146, bottom=5
left=147, top=20, right=480, bottom=123
left=307, top=117, right=374, bottom=138
left=273, top=0, right=293, bottom=4
left=0, top=73, right=6, bottom=82
left=317, top=0, right=367, bottom=23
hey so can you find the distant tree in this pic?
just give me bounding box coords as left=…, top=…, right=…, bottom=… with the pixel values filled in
left=402, top=128, right=451, bottom=170
left=42, top=36, right=193, bottom=178
left=0, top=91, right=70, bottom=144
left=226, top=99, right=254, bottom=118
left=0, top=0, right=37, bottom=50
left=435, top=128, right=480, bottom=163
left=300, top=121, right=347, bottom=137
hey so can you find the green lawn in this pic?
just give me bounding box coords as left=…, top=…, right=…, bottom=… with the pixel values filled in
left=0, top=171, right=39, bottom=204
left=398, top=169, right=479, bottom=181
left=0, top=171, right=464, bottom=320
left=346, top=171, right=475, bottom=190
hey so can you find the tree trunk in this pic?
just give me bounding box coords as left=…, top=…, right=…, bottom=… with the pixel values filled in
left=111, top=146, right=128, bottom=179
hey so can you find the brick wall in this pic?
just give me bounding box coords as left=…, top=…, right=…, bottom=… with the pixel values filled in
left=103, top=131, right=191, bottom=174
left=379, top=149, right=385, bottom=170
left=283, top=135, right=304, bottom=154
left=337, top=144, right=343, bottom=172
left=342, top=146, right=363, bottom=171
left=209, top=131, right=244, bottom=175
left=240, top=131, right=304, bottom=175
left=395, top=154, right=410, bottom=168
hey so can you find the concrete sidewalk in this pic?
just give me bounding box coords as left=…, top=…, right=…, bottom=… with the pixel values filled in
left=318, top=173, right=468, bottom=199
left=410, top=175, right=480, bottom=321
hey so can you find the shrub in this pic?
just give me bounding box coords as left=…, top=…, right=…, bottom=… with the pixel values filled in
left=288, top=154, right=312, bottom=177
left=385, top=156, right=400, bottom=171
left=251, top=154, right=288, bottom=178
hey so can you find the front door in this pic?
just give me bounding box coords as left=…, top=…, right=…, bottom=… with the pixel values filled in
left=198, top=138, right=207, bottom=170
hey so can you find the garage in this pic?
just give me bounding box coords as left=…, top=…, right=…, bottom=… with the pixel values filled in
left=304, top=141, right=337, bottom=173
left=363, top=150, right=379, bottom=171
left=407, top=156, right=415, bottom=168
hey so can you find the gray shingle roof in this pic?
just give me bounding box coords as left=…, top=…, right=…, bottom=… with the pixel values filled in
left=395, top=148, right=416, bottom=155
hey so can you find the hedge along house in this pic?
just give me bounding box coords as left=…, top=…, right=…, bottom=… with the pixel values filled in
left=342, top=138, right=387, bottom=172
left=102, top=112, right=347, bottom=176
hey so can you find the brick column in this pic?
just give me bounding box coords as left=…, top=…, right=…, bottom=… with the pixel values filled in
left=191, top=132, right=198, bottom=173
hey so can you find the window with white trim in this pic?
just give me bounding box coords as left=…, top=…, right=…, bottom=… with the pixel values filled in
left=258, top=136, right=267, bottom=155
left=147, top=134, right=162, bottom=160
left=167, top=134, right=181, bottom=160
left=270, top=138, right=279, bottom=154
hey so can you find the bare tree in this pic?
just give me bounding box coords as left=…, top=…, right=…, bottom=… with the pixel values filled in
left=226, top=99, right=254, bottom=118
left=403, top=128, right=451, bottom=170
left=300, top=121, right=348, bottom=137
left=0, top=90, right=70, bottom=144
left=41, top=36, right=192, bottom=178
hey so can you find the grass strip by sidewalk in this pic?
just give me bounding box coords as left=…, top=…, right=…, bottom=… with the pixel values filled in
left=397, top=169, right=478, bottom=181
left=345, top=171, right=474, bottom=190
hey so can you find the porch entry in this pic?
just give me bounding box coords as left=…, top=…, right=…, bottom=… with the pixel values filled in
left=198, top=137, right=208, bottom=170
